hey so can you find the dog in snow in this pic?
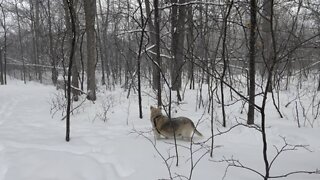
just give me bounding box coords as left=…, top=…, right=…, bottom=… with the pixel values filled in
left=150, top=106, right=202, bottom=140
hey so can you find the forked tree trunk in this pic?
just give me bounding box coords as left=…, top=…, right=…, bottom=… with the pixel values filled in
left=64, top=0, right=77, bottom=142
left=63, top=0, right=80, bottom=101
left=220, top=1, right=233, bottom=127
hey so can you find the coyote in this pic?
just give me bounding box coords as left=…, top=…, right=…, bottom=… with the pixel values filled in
left=150, top=106, right=202, bottom=140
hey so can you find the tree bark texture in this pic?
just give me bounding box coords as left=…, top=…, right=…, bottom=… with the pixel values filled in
left=153, top=0, right=162, bottom=107
left=64, top=0, right=77, bottom=142
left=0, top=50, right=3, bottom=85
left=84, top=0, right=97, bottom=101
left=261, top=0, right=273, bottom=92
left=171, top=0, right=186, bottom=97
left=145, top=0, right=160, bottom=91
left=247, top=0, right=257, bottom=125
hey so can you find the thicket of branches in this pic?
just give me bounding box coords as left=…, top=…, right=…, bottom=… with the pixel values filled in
left=0, top=0, right=319, bottom=179
left=0, top=0, right=318, bottom=92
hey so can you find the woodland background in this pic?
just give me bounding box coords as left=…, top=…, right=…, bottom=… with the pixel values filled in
left=0, top=0, right=320, bottom=179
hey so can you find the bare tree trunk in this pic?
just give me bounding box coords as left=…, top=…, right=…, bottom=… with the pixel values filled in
left=318, top=48, right=320, bottom=91
left=84, top=0, right=97, bottom=101
left=71, top=18, right=80, bottom=101
left=15, top=0, right=26, bottom=84
left=124, top=0, right=132, bottom=90
left=317, top=28, right=320, bottom=91
left=220, top=0, right=233, bottom=127
left=145, top=0, right=161, bottom=106
left=101, top=0, right=111, bottom=85
left=186, top=4, right=194, bottom=90
left=35, top=0, right=42, bottom=83
left=63, top=0, right=80, bottom=101
left=97, top=0, right=106, bottom=85
left=145, top=0, right=157, bottom=90
left=261, top=0, right=276, bottom=178
left=47, top=0, right=58, bottom=85
left=64, top=0, right=77, bottom=142
left=247, top=0, right=257, bottom=125
left=0, top=4, right=7, bottom=85
left=0, top=50, right=3, bottom=85
left=29, top=0, right=41, bottom=83
left=318, top=73, right=320, bottom=91
left=171, top=0, right=186, bottom=102
left=79, top=32, right=85, bottom=91
left=29, top=0, right=35, bottom=80
left=137, top=0, right=145, bottom=119
left=72, top=0, right=81, bottom=101
left=261, top=0, right=273, bottom=92
left=153, top=0, right=162, bottom=107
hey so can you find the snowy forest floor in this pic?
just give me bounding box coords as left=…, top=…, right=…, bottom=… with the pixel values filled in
left=0, top=77, right=320, bottom=180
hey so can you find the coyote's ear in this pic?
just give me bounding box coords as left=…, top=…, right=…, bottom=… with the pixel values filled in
left=150, top=106, right=154, bottom=110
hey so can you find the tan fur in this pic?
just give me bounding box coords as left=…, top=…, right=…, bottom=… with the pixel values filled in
left=150, top=106, right=202, bottom=140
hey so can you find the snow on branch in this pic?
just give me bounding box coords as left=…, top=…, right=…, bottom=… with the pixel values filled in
left=160, top=1, right=228, bottom=10
left=117, top=29, right=143, bottom=36
left=142, top=44, right=173, bottom=59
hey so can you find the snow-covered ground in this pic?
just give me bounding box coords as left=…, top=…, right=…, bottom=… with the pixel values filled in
left=0, top=78, right=319, bottom=180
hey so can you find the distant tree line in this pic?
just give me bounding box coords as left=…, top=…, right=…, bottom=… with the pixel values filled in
left=0, top=0, right=319, bottom=125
